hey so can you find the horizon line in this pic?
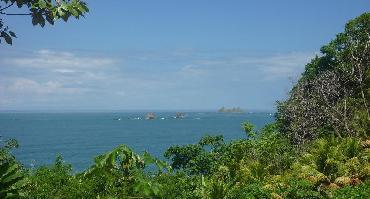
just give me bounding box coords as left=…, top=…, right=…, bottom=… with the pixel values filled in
left=0, top=108, right=276, bottom=113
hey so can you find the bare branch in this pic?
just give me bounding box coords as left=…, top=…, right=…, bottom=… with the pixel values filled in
left=0, top=2, right=14, bottom=12
left=0, top=12, right=32, bottom=15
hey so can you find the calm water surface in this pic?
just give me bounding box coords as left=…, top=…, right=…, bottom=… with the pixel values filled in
left=0, top=111, right=274, bottom=171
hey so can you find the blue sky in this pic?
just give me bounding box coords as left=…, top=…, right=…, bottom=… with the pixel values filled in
left=0, top=0, right=369, bottom=111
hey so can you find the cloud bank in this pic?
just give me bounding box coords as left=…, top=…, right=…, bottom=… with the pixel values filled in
left=0, top=49, right=315, bottom=110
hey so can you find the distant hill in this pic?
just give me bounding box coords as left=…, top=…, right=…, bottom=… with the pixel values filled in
left=218, top=107, right=244, bottom=113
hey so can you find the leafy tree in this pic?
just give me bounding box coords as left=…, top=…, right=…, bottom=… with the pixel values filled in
left=82, top=145, right=171, bottom=198
left=277, top=13, right=370, bottom=144
left=26, top=155, right=92, bottom=199
left=164, top=135, right=224, bottom=175
left=0, top=0, right=88, bottom=45
left=241, top=121, right=256, bottom=137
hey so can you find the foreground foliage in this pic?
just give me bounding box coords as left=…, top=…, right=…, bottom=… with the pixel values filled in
left=1, top=126, right=368, bottom=198
left=0, top=139, right=27, bottom=198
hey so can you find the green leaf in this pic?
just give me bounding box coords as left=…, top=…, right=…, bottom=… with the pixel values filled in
left=8, top=31, right=16, bottom=38
left=57, top=7, right=65, bottom=17
left=1, top=164, right=18, bottom=180
left=61, top=13, right=70, bottom=22
left=81, top=3, right=89, bottom=12
left=32, top=13, right=46, bottom=27
left=70, top=7, right=79, bottom=17
left=60, top=3, right=68, bottom=11
left=1, top=32, right=12, bottom=45
left=31, top=14, right=38, bottom=26
left=38, top=0, right=46, bottom=9
left=15, top=0, right=24, bottom=8
left=2, top=174, right=24, bottom=189
left=45, top=12, right=54, bottom=25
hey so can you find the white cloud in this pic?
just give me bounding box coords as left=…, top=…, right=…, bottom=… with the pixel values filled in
left=6, top=78, right=81, bottom=95
left=191, top=52, right=315, bottom=80
left=178, top=64, right=207, bottom=78
left=54, top=69, right=77, bottom=74
left=9, top=78, right=57, bottom=94
left=2, top=49, right=116, bottom=69
left=257, top=53, right=315, bottom=79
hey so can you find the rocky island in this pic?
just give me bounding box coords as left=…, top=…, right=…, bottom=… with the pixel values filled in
left=175, top=112, right=185, bottom=119
left=145, top=112, right=156, bottom=120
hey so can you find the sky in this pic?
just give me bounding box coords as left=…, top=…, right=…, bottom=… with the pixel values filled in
left=0, top=0, right=369, bottom=111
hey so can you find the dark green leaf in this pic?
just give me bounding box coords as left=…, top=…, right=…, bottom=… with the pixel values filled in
left=1, top=32, right=12, bottom=45
left=45, top=12, right=54, bottom=25
left=8, top=31, right=16, bottom=38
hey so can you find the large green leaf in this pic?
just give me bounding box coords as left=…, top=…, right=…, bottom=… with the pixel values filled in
left=0, top=161, right=27, bottom=199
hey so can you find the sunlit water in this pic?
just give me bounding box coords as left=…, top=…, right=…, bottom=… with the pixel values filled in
left=0, top=111, right=274, bottom=171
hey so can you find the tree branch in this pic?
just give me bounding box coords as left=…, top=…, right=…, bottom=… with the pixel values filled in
left=0, top=12, right=32, bottom=15
left=0, top=2, right=14, bottom=12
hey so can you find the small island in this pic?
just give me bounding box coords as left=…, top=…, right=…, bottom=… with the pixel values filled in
left=175, top=112, right=185, bottom=119
left=218, top=106, right=244, bottom=113
left=145, top=112, right=156, bottom=120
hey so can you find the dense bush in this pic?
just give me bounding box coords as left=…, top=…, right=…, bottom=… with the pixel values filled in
left=332, top=180, right=370, bottom=198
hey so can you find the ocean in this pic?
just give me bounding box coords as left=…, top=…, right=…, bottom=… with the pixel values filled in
left=0, top=111, right=274, bottom=171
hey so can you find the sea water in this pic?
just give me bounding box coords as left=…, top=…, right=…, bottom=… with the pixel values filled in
left=0, top=111, right=274, bottom=171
